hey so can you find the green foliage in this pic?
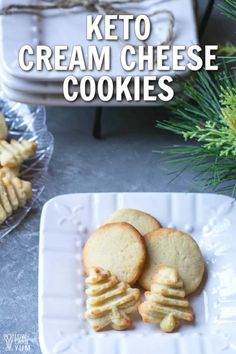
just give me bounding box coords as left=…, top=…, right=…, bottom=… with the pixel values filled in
left=154, top=0, right=236, bottom=193
left=218, top=0, right=236, bottom=20
left=217, top=44, right=236, bottom=56
left=156, top=67, right=236, bottom=192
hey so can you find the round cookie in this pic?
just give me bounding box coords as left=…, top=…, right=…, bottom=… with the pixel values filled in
left=83, top=222, right=146, bottom=285
left=139, top=228, right=204, bottom=294
left=104, top=208, right=161, bottom=236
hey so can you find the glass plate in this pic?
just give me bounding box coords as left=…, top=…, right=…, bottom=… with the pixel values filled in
left=0, top=91, right=54, bottom=239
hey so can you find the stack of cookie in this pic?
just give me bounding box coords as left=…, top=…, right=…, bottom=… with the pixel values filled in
left=0, top=113, right=37, bottom=224
left=83, top=208, right=205, bottom=333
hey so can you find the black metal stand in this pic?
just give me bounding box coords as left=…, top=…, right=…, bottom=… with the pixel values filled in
left=199, top=0, right=216, bottom=39
left=93, top=107, right=102, bottom=139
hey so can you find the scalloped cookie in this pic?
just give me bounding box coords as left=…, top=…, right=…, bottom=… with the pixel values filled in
left=139, top=228, right=204, bottom=294
left=104, top=208, right=161, bottom=236
left=83, top=222, right=146, bottom=285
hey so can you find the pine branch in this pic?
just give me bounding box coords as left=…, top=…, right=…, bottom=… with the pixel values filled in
left=155, top=65, right=236, bottom=193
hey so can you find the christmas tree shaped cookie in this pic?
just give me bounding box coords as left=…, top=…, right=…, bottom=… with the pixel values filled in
left=139, top=265, right=194, bottom=332
left=0, top=174, right=32, bottom=224
left=85, top=267, right=140, bottom=331
left=0, top=139, right=37, bottom=167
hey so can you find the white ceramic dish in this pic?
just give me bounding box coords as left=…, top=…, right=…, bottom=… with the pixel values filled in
left=1, top=0, right=198, bottom=81
left=0, top=66, right=161, bottom=96
left=39, top=192, right=236, bottom=354
left=0, top=83, right=166, bottom=106
left=0, top=62, right=63, bottom=94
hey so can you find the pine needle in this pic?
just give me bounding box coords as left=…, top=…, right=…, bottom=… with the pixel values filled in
left=217, top=44, right=236, bottom=57
left=218, top=0, right=236, bottom=21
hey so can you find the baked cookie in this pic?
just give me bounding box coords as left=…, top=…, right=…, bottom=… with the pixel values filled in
left=0, top=112, right=8, bottom=140
left=83, top=222, right=146, bottom=285
left=104, top=208, right=161, bottom=236
left=0, top=166, right=20, bottom=178
left=85, top=267, right=140, bottom=331
left=0, top=175, right=32, bottom=224
left=139, top=228, right=204, bottom=294
left=0, top=139, right=37, bottom=167
left=139, top=265, right=194, bottom=333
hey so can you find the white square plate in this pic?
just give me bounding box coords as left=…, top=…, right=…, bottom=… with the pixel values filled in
left=39, top=192, right=236, bottom=354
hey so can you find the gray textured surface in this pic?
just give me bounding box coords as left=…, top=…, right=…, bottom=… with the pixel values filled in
left=0, top=4, right=235, bottom=354
left=0, top=108, right=229, bottom=353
